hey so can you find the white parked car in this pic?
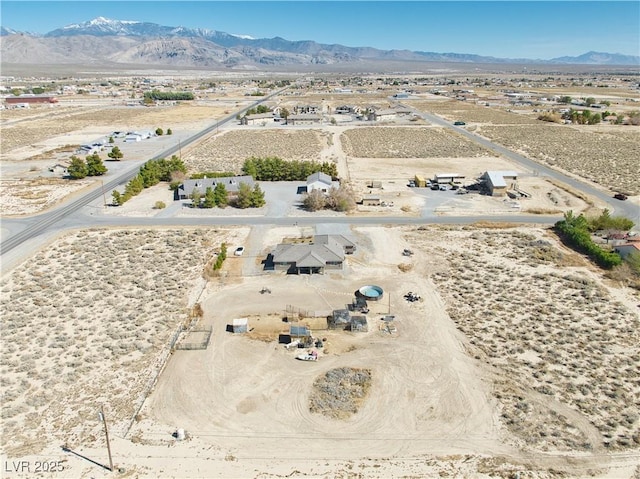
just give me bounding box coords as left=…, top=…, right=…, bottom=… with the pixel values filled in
left=234, top=247, right=245, bottom=256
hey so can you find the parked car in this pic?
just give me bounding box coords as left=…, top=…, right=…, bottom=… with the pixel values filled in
left=453, top=121, right=466, bottom=126
left=234, top=247, right=245, bottom=256
left=614, top=193, right=628, bottom=201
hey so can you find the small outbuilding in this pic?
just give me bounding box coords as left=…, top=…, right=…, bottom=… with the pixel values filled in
left=433, top=173, right=465, bottom=185
left=289, top=325, right=311, bottom=338
left=231, top=318, right=248, bottom=333
left=329, top=309, right=351, bottom=330
left=362, top=195, right=381, bottom=206
left=349, top=316, right=368, bottom=332
left=481, top=171, right=518, bottom=196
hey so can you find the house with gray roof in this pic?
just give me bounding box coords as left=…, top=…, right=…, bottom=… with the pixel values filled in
left=176, top=175, right=254, bottom=200
left=306, top=172, right=334, bottom=193
left=481, top=171, right=518, bottom=196
left=270, top=234, right=354, bottom=274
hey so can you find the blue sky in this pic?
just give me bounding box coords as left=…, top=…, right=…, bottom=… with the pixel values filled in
left=1, top=1, right=639, bottom=59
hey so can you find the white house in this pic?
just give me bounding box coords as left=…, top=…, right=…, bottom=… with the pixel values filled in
left=306, top=172, right=334, bottom=193
left=124, top=133, right=142, bottom=142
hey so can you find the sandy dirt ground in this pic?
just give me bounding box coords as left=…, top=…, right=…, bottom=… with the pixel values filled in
left=2, top=86, right=639, bottom=479
left=0, top=223, right=638, bottom=478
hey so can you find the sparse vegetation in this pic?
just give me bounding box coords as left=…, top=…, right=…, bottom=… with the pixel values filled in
left=419, top=227, right=640, bottom=451
left=309, top=367, right=372, bottom=419
left=0, top=228, right=236, bottom=455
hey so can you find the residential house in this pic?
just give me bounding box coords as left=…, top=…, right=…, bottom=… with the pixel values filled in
left=270, top=234, right=354, bottom=274
left=287, top=113, right=322, bottom=125
left=306, top=172, right=334, bottom=193
left=240, top=113, right=274, bottom=126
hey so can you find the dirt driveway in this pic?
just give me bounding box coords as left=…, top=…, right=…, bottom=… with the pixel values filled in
left=141, top=226, right=509, bottom=460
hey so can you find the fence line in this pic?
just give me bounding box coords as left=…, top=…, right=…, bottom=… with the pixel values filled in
left=122, top=322, right=183, bottom=438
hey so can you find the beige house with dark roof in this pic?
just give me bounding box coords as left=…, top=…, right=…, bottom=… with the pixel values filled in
left=271, top=235, right=355, bottom=274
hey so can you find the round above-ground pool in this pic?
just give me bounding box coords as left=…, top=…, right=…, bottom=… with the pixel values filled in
left=358, top=285, right=384, bottom=301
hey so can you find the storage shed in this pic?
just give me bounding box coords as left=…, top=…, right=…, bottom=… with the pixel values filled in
left=232, top=318, right=248, bottom=333
left=481, top=171, right=518, bottom=196
left=362, top=195, right=381, bottom=206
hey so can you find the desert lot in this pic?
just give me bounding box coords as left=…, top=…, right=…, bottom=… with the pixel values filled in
left=1, top=76, right=640, bottom=478
left=1, top=224, right=639, bottom=478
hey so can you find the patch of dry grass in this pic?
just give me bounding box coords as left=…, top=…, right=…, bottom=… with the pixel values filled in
left=0, top=228, right=241, bottom=455
left=309, top=367, right=372, bottom=419
left=340, top=127, right=494, bottom=158
left=184, top=129, right=324, bottom=173
left=476, top=125, right=640, bottom=194
left=409, top=227, right=640, bottom=451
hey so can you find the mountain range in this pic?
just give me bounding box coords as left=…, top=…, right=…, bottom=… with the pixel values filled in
left=1, top=17, right=638, bottom=69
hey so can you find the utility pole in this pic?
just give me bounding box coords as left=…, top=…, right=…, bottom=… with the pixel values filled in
left=99, top=406, right=114, bottom=472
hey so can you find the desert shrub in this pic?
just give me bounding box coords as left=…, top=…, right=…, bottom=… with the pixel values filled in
left=326, top=184, right=356, bottom=212
left=153, top=201, right=166, bottom=209
left=554, top=212, right=622, bottom=269
left=537, top=112, right=561, bottom=123
left=303, top=189, right=327, bottom=211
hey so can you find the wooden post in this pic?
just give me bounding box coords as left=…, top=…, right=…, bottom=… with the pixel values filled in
left=99, top=406, right=114, bottom=472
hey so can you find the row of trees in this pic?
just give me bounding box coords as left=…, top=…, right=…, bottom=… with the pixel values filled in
left=554, top=211, right=623, bottom=269
left=68, top=153, right=108, bottom=179
left=242, top=157, right=338, bottom=181
left=562, top=109, right=602, bottom=125
left=143, top=91, right=194, bottom=101
left=192, top=183, right=266, bottom=209
left=303, top=185, right=356, bottom=212
left=557, top=96, right=610, bottom=107
left=191, top=183, right=229, bottom=208
left=112, top=156, right=187, bottom=206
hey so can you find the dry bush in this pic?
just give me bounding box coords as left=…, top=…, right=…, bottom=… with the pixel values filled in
left=309, top=367, right=372, bottom=419
left=340, top=127, right=494, bottom=158
left=398, top=263, right=413, bottom=272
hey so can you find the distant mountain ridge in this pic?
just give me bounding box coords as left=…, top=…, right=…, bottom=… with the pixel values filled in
left=1, top=17, right=638, bottom=68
